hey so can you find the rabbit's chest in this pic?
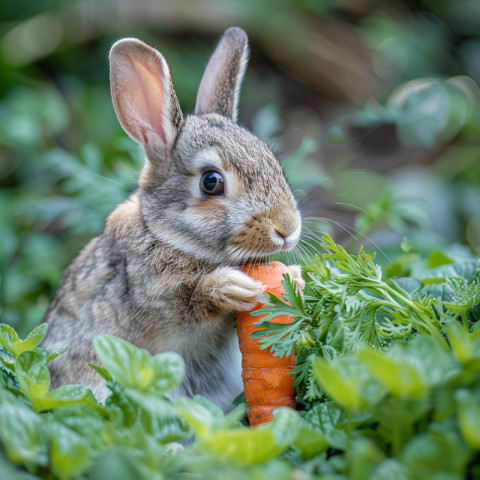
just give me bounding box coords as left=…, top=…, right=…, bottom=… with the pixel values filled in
left=170, top=318, right=243, bottom=410
left=143, top=309, right=242, bottom=410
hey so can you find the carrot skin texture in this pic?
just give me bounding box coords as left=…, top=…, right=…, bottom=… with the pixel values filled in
left=237, top=261, right=296, bottom=426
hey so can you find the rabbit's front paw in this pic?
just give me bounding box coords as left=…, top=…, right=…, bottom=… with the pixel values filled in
left=200, top=267, right=265, bottom=316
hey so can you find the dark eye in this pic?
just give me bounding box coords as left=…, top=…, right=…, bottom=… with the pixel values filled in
left=201, top=170, right=225, bottom=196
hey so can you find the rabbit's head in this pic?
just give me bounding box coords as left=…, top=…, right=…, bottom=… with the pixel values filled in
left=109, top=27, right=301, bottom=265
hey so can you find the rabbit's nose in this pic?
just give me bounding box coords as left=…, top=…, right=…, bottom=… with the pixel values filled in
left=274, top=225, right=290, bottom=239
left=272, top=208, right=301, bottom=238
left=274, top=221, right=301, bottom=251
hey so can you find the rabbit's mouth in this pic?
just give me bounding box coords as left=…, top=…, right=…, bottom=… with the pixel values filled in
left=226, top=213, right=302, bottom=264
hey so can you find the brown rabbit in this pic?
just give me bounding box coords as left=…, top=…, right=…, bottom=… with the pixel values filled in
left=42, top=27, right=302, bottom=410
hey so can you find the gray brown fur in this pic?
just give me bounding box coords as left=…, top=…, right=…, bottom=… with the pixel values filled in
left=42, top=27, right=302, bottom=410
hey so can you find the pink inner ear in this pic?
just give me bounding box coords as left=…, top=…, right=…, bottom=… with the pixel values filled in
left=126, top=54, right=167, bottom=145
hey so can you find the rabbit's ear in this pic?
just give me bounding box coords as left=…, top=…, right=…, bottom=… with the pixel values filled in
left=109, top=38, right=183, bottom=151
left=195, top=27, right=249, bottom=122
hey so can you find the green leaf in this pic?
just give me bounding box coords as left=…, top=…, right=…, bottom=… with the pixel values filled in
left=267, top=408, right=301, bottom=448
left=21, top=324, right=48, bottom=351
left=0, top=451, right=40, bottom=480
left=182, top=396, right=246, bottom=435
left=302, top=401, right=348, bottom=449
left=0, top=323, right=47, bottom=357
left=427, top=250, right=455, bottom=269
left=49, top=422, right=91, bottom=480
left=88, top=362, right=113, bottom=381
left=401, top=428, right=468, bottom=477
left=418, top=260, right=480, bottom=286
left=251, top=301, right=300, bottom=322
left=386, top=253, right=421, bottom=279
left=200, top=409, right=300, bottom=466
left=456, top=389, right=480, bottom=449
left=248, top=273, right=310, bottom=358
left=443, top=278, right=480, bottom=312
left=358, top=345, right=428, bottom=398
left=143, top=408, right=189, bottom=444
left=249, top=319, right=300, bottom=357
left=175, top=397, right=243, bottom=440
left=405, top=335, right=456, bottom=387
left=388, top=78, right=471, bottom=148
left=15, top=350, right=51, bottom=405
left=151, top=352, right=185, bottom=394
left=0, top=363, right=21, bottom=398
left=125, top=389, right=174, bottom=416
left=39, top=385, right=104, bottom=413
left=14, top=350, right=104, bottom=412
left=0, top=345, right=15, bottom=369
left=192, top=394, right=225, bottom=419
left=292, top=421, right=329, bottom=459
left=94, top=335, right=184, bottom=394
left=177, top=398, right=299, bottom=465
left=446, top=321, right=480, bottom=363
left=371, top=459, right=411, bottom=480
left=314, top=356, right=385, bottom=411
left=201, top=428, right=279, bottom=465
left=348, top=438, right=385, bottom=480
left=43, top=346, right=68, bottom=364
left=0, top=402, right=48, bottom=467
left=94, top=335, right=154, bottom=389
left=90, top=448, right=143, bottom=480
left=0, top=324, right=21, bottom=354
left=250, top=274, right=304, bottom=320
left=281, top=274, right=305, bottom=312
left=374, top=396, right=429, bottom=456
left=175, top=397, right=215, bottom=438
left=52, top=406, right=105, bottom=450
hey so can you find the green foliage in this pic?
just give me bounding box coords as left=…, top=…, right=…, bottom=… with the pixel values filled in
left=252, top=233, right=467, bottom=363
left=94, top=335, right=185, bottom=395
left=178, top=398, right=300, bottom=465
left=0, top=323, right=47, bottom=356
left=1, top=235, right=480, bottom=479
left=253, top=234, right=480, bottom=476
left=354, top=189, right=431, bottom=238
left=0, top=325, right=316, bottom=479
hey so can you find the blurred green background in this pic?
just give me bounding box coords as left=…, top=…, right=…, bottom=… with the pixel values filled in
left=1, top=0, right=480, bottom=336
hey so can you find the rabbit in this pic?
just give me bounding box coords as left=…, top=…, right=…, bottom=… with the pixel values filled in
left=41, top=27, right=303, bottom=411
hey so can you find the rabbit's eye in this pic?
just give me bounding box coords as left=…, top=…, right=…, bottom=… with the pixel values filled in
left=201, top=171, right=225, bottom=196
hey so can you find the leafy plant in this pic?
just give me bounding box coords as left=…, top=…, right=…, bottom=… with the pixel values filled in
left=0, top=323, right=311, bottom=479
left=1, top=235, right=480, bottom=479
left=252, top=234, right=480, bottom=477
left=253, top=233, right=458, bottom=363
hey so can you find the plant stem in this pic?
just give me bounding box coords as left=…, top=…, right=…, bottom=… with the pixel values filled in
left=364, top=280, right=451, bottom=351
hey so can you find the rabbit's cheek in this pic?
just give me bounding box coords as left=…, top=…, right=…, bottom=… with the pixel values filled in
left=230, top=203, right=301, bottom=255
left=182, top=200, right=230, bottom=235
left=230, top=218, right=275, bottom=255
left=190, top=197, right=228, bottom=217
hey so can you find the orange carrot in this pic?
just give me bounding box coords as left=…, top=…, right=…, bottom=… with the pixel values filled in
left=237, top=261, right=296, bottom=426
